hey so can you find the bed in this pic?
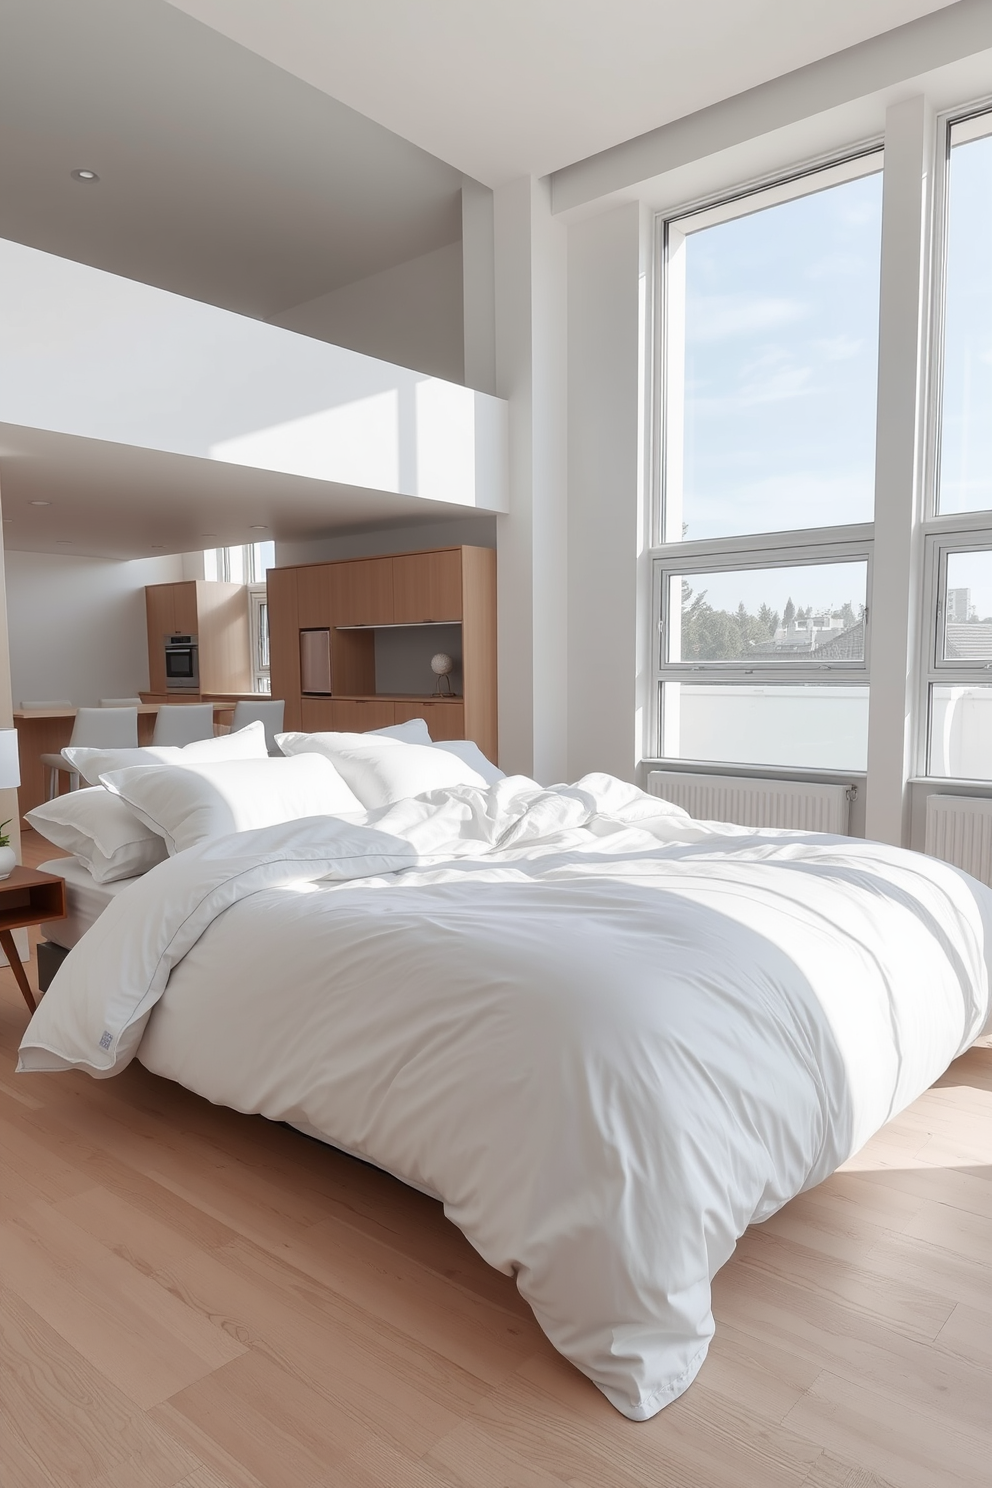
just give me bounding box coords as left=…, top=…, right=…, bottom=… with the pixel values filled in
left=38, top=853, right=140, bottom=948
left=18, top=765, right=992, bottom=1421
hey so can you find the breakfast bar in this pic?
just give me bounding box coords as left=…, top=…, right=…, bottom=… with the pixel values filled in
left=13, top=702, right=235, bottom=820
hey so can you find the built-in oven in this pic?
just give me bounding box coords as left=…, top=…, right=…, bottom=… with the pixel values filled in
left=164, top=633, right=199, bottom=692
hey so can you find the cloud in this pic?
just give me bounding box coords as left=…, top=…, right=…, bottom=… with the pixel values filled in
left=812, top=335, right=866, bottom=362
left=687, top=294, right=808, bottom=342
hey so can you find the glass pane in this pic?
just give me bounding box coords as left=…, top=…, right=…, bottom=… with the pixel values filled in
left=226, top=546, right=246, bottom=584
left=942, top=550, right=992, bottom=661
left=674, top=170, right=882, bottom=541
left=662, top=683, right=868, bottom=770
left=670, top=561, right=867, bottom=664
left=257, top=600, right=270, bottom=671
left=930, top=685, right=992, bottom=777
left=938, top=118, right=992, bottom=514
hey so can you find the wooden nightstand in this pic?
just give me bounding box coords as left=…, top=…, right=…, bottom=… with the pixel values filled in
left=0, top=866, right=67, bottom=1013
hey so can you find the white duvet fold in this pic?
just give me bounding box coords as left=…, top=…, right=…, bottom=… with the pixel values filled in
left=18, top=773, right=992, bottom=1420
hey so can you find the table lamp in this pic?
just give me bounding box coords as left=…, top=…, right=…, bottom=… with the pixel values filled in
left=0, top=727, right=21, bottom=880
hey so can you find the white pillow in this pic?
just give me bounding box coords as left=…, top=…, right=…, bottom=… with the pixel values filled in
left=430, top=739, right=504, bottom=784
left=63, top=721, right=269, bottom=787
left=100, top=753, right=365, bottom=855
left=276, top=731, right=486, bottom=808
left=25, top=787, right=169, bottom=883
left=370, top=719, right=432, bottom=743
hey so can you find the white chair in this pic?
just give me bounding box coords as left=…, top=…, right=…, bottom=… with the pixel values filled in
left=100, top=697, right=142, bottom=707
left=231, top=698, right=285, bottom=754
left=40, top=706, right=139, bottom=798
left=20, top=700, right=72, bottom=710
left=151, top=703, right=215, bottom=747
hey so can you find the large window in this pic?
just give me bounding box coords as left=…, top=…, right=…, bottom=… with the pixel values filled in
left=203, top=541, right=274, bottom=693
left=655, top=155, right=882, bottom=770
left=203, top=540, right=274, bottom=584
left=926, top=110, right=992, bottom=779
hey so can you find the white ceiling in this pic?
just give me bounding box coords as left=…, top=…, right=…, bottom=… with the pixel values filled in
left=0, top=0, right=464, bottom=321
left=165, top=0, right=960, bottom=186
left=0, top=424, right=486, bottom=561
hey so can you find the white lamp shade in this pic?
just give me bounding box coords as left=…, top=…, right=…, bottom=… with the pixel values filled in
left=0, top=728, right=21, bottom=789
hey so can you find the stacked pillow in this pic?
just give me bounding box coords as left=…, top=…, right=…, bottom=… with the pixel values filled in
left=26, top=787, right=169, bottom=883
left=100, top=753, right=364, bottom=855
left=62, top=717, right=269, bottom=785
left=275, top=729, right=503, bottom=807
left=27, top=716, right=506, bottom=878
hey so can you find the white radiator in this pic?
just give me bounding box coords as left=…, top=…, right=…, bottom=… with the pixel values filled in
left=646, top=770, right=851, bottom=834
left=925, top=795, right=992, bottom=885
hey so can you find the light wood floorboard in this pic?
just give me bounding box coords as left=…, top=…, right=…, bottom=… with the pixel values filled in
left=1, top=830, right=990, bottom=1486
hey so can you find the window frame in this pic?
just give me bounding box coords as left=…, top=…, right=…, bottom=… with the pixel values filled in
left=919, top=102, right=992, bottom=779
left=649, top=149, right=883, bottom=767
left=248, top=584, right=271, bottom=695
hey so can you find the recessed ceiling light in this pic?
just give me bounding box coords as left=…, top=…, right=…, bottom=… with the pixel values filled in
left=250, top=524, right=268, bottom=531
left=71, top=169, right=99, bottom=183
left=56, top=539, right=72, bottom=545
left=201, top=533, right=217, bottom=538
left=29, top=499, right=51, bottom=507
left=151, top=544, right=164, bottom=550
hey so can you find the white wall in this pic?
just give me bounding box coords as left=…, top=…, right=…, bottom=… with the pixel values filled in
left=271, top=242, right=464, bottom=385
left=493, top=176, right=568, bottom=782
left=0, top=237, right=506, bottom=514
left=5, top=550, right=184, bottom=707
left=566, top=201, right=646, bottom=783
left=275, top=514, right=495, bottom=567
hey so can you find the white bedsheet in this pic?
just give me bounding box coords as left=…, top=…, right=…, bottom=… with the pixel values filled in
left=37, top=855, right=141, bottom=948
left=19, top=775, right=992, bottom=1419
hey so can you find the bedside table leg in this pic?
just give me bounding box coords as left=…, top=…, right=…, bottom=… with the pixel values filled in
left=0, top=930, right=36, bottom=1013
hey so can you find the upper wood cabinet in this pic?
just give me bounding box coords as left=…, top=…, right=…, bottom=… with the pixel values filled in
left=392, top=550, right=462, bottom=624
left=332, top=558, right=395, bottom=627
left=296, top=565, right=335, bottom=630
left=172, top=583, right=199, bottom=636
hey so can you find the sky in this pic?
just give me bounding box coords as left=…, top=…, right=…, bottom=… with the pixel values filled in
left=675, top=130, right=992, bottom=620
left=939, top=128, right=992, bottom=515
left=679, top=164, right=883, bottom=559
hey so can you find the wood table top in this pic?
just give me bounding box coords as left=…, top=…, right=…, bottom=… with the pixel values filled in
left=14, top=703, right=231, bottom=720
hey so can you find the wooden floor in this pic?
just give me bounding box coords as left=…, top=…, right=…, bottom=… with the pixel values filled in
left=2, top=834, right=991, bottom=1487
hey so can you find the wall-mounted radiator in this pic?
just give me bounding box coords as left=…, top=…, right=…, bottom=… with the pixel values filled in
left=925, top=795, right=992, bottom=886
left=646, top=770, right=851, bottom=834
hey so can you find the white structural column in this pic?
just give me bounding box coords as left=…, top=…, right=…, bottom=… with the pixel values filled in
left=492, top=177, right=568, bottom=781
left=566, top=201, right=648, bottom=782
left=865, top=95, right=935, bottom=846
left=0, top=477, right=23, bottom=867
left=461, top=179, right=496, bottom=396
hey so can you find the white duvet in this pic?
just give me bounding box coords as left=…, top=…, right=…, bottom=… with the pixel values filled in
left=19, top=774, right=992, bottom=1419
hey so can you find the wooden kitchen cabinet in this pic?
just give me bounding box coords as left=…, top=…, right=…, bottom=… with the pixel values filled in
left=266, top=566, right=300, bottom=728
left=392, top=550, right=462, bottom=624
left=144, top=581, right=252, bottom=698
left=332, top=558, right=395, bottom=627
left=266, top=545, right=497, bottom=761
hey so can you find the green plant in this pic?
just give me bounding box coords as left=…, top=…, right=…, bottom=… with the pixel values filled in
left=0, top=818, right=11, bottom=848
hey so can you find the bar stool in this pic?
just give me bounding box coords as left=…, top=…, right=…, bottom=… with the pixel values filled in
left=231, top=699, right=285, bottom=754
left=151, top=703, right=215, bottom=746
left=39, top=706, right=139, bottom=798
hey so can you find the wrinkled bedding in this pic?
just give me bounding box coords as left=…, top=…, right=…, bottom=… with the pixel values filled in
left=19, top=774, right=992, bottom=1418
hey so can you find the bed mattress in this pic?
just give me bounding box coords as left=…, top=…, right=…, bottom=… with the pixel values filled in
left=38, top=856, right=141, bottom=948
